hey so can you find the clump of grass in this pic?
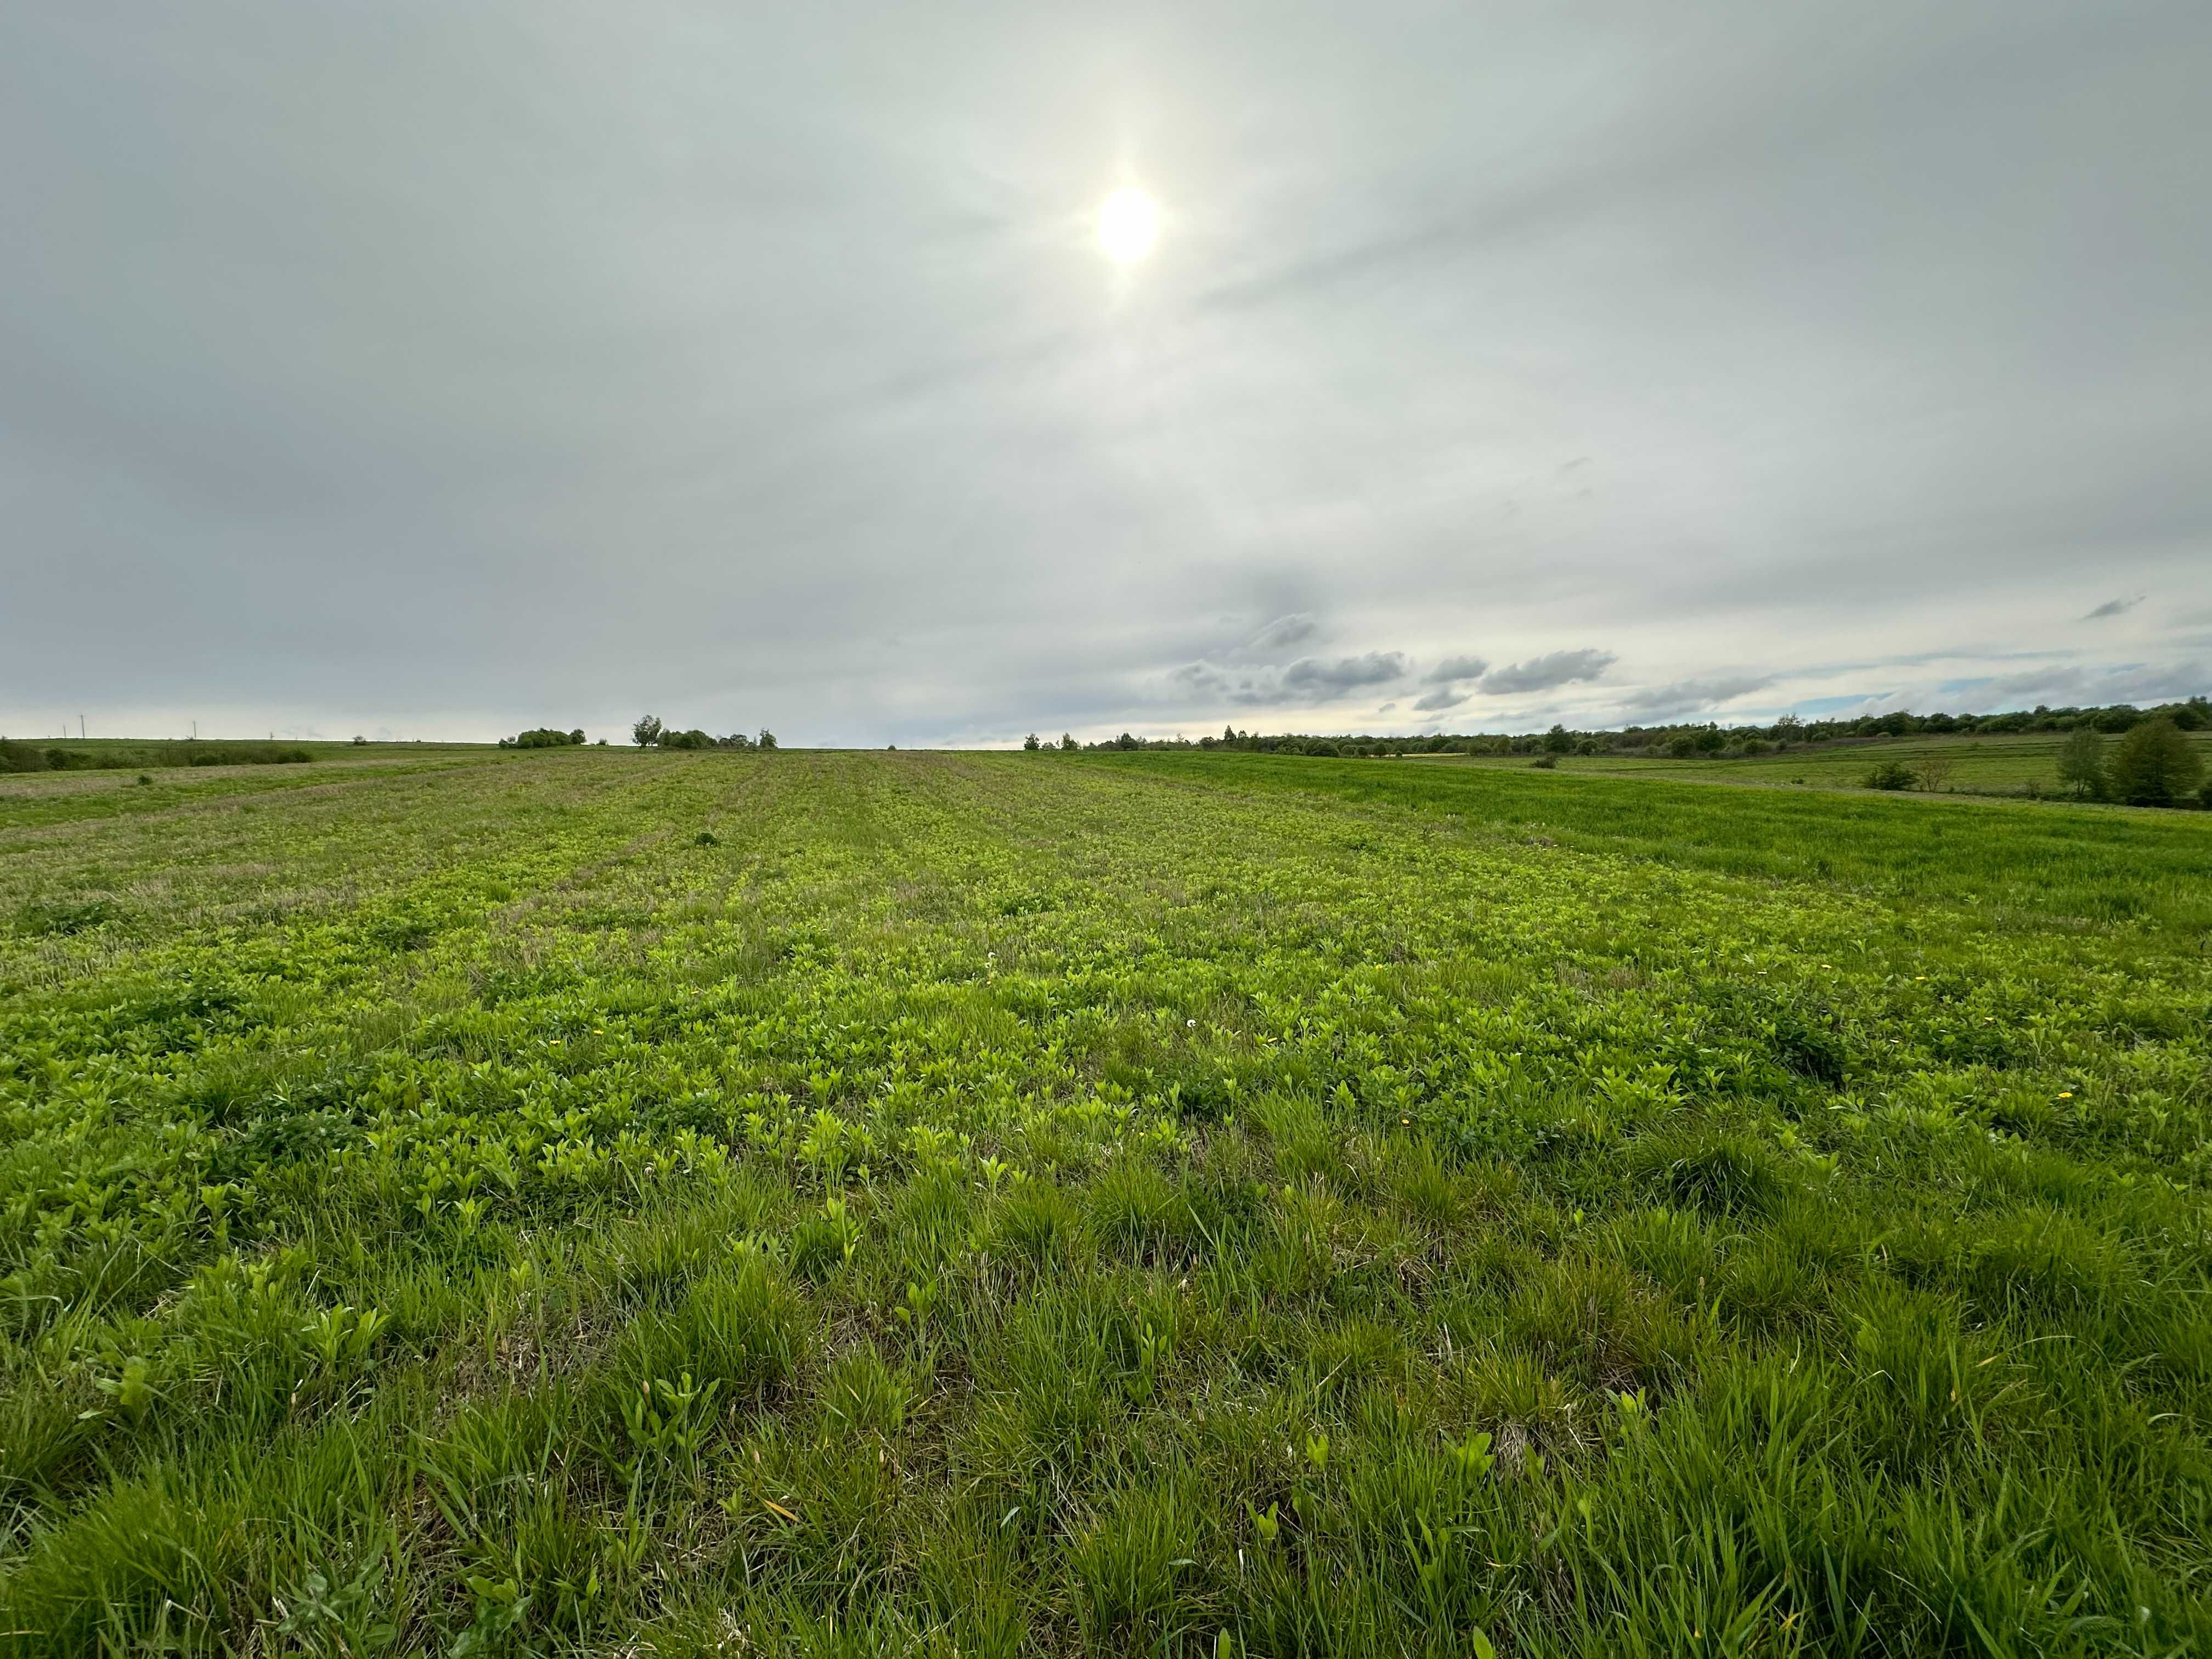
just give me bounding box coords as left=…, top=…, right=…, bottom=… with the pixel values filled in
left=1626, top=1127, right=1792, bottom=1217
left=15, top=895, right=120, bottom=936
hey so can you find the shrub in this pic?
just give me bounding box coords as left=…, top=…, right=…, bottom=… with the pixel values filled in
left=1864, top=761, right=1917, bottom=791
left=0, top=739, right=48, bottom=773
left=2107, top=718, right=2203, bottom=806
left=1531, top=754, right=1558, bottom=769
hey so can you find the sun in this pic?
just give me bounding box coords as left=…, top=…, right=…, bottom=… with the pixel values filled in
left=1097, top=187, right=1160, bottom=263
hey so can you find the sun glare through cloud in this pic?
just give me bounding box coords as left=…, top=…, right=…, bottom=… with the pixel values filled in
left=1096, top=186, right=1160, bottom=263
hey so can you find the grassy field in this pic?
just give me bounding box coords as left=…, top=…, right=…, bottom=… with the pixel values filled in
left=1408, top=728, right=2212, bottom=797
left=3, top=749, right=2209, bottom=1655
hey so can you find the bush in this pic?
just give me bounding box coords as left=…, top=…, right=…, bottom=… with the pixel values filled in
left=502, top=727, right=583, bottom=749
left=1531, top=754, right=1558, bottom=769
left=2108, top=718, right=2204, bottom=806
left=0, top=740, right=48, bottom=774
left=1864, top=761, right=1917, bottom=791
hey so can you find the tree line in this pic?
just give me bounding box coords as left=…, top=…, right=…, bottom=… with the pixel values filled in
left=630, top=716, right=777, bottom=752
left=1041, top=696, right=2211, bottom=809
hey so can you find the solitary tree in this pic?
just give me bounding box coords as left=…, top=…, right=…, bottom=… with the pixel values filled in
left=1060, top=733, right=1077, bottom=752
left=2056, top=726, right=2107, bottom=799
left=1023, top=732, right=1041, bottom=752
left=758, top=729, right=778, bottom=751
left=568, top=728, right=585, bottom=745
left=633, top=715, right=663, bottom=748
left=2107, top=718, right=2203, bottom=806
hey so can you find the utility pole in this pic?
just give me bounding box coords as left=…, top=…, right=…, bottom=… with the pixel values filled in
left=78, top=714, right=86, bottom=740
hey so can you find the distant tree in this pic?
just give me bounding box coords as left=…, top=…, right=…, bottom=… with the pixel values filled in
left=1116, top=732, right=1139, bottom=751
left=568, top=728, right=585, bottom=744
left=1543, top=724, right=1573, bottom=754
left=633, top=715, right=663, bottom=748
left=1060, top=733, right=1077, bottom=752
left=2108, top=718, right=2202, bottom=806
left=2056, top=726, right=2107, bottom=799
left=1667, top=732, right=1700, bottom=759
left=1864, top=760, right=1917, bottom=791
left=1023, top=732, right=1041, bottom=752
left=758, top=729, right=778, bottom=751
left=351, top=735, right=368, bottom=746
left=1916, top=755, right=1956, bottom=792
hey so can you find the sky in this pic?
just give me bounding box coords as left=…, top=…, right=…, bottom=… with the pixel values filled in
left=3, top=1, right=2208, bottom=747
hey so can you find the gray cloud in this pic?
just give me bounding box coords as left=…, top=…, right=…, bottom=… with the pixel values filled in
left=1984, top=661, right=2204, bottom=705
left=1, top=4, right=2208, bottom=745
left=1424, top=654, right=1490, bottom=684
left=1412, top=686, right=1469, bottom=713
left=1617, top=674, right=1775, bottom=720
left=1282, top=652, right=1408, bottom=694
left=1246, top=613, right=1319, bottom=654
left=1479, top=649, right=1618, bottom=697
left=2084, top=594, right=2146, bottom=619
left=1173, top=650, right=1407, bottom=707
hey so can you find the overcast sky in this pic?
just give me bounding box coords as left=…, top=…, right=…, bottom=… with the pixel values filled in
left=4, top=2, right=2208, bottom=746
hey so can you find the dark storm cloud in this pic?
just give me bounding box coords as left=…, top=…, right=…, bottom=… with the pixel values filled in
left=1479, top=650, right=1617, bottom=697
left=2, top=2, right=2207, bottom=744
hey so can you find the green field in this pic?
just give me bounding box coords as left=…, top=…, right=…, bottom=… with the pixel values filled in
left=1410, top=728, right=2212, bottom=797
left=3, top=750, right=2209, bottom=1654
